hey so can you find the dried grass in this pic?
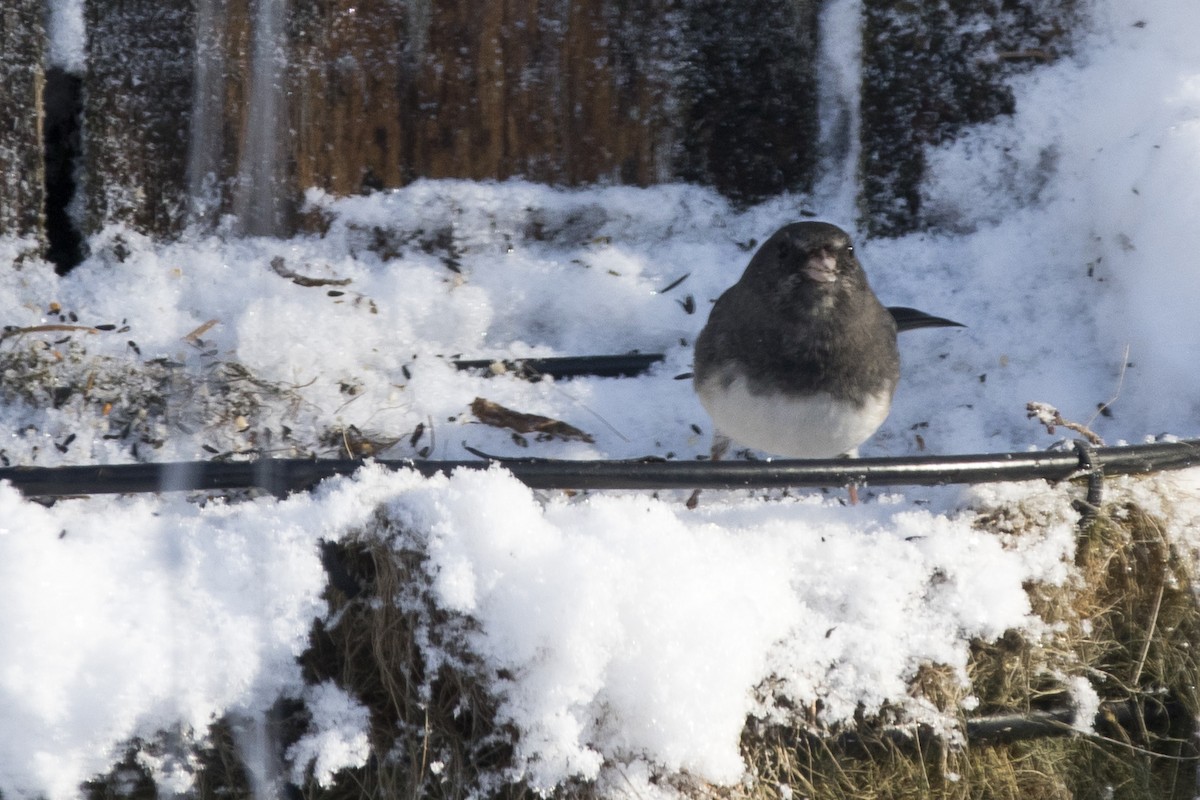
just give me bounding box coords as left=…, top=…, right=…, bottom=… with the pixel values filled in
left=81, top=480, right=1200, bottom=800
left=730, top=487, right=1200, bottom=800
left=293, top=511, right=530, bottom=800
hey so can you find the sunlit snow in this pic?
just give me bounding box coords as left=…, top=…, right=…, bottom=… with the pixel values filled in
left=4, top=0, right=1200, bottom=797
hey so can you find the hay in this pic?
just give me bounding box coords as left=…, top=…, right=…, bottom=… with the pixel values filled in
left=729, top=483, right=1200, bottom=800
left=294, top=511, right=530, bottom=800
left=80, top=478, right=1200, bottom=800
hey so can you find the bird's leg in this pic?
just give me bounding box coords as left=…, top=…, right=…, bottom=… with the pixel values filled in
left=841, top=447, right=860, bottom=505
left=686, top=433, right=732, bottom=509
left=711, top=432, right=731, bottom=461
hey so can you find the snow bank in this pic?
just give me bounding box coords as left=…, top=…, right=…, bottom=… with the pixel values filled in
left=0, top=464, right=1080, bottom=798
left=3, top=0, right=1200, bottom=796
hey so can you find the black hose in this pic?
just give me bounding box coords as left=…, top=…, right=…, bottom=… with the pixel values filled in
left=789, top=698, right=1188, bottom=754
left=453, top=353, right=664, bottom=379
left=1, top=438, right=1197, bottom=498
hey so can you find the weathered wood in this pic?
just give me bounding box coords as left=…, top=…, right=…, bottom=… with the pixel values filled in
left=290, top=0, right=409, bottom=195
left=83, top=0, right=195, bottom=237
left=187, top=0, right=299, bottom=235
left=291, top=0, right=683, bottom=196
left=0, top=0, right=46, bottom=246
left=677, top=0, right=821, bottom=204
left=66, top=0, right=833, bottom=239
left=71, top=0, right=1092, bottom=241
left=187, top=0, right=250, bottom=227
left=290, top=0, right=822, bottom=203
left=860, top=0, right=1077, bottom=236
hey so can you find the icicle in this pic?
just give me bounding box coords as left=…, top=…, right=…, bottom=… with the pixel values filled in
left=814, top=0, right=864, bottom=224
left=231, top=710, right=285, bottom=800
left=186, top=0, right=227, bottom=228
left=233, top=0, right=291, bottom=237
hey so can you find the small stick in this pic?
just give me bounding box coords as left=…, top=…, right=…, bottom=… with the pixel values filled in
left=0, top=324, right=99, bottom=342
left=1026, top=401, right=1105, bottom=446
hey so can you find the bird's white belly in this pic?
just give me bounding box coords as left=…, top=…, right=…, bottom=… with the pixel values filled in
left=697, top=374, right=892, bottom=458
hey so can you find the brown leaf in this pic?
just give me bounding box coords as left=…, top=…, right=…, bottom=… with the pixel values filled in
left=470, top=397, right=594, bottom=443
left=270, top=256, right=352, bottom=287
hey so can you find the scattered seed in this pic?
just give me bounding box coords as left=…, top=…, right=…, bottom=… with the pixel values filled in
left=657, top=273, right=691, bottom=294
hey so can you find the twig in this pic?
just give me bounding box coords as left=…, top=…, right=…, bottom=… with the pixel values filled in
left=1026, top=401, right=1105, bottom=445
left=0, top=324, right=100, bottom=342
left=184, top=319, right=220, bottom=345
left=1088, top=344, right=1131, bottom=428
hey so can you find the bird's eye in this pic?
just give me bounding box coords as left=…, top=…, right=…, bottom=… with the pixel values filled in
left=845, top=244, right=854, bottom=254
left=777, top=239, right=790, bottom=260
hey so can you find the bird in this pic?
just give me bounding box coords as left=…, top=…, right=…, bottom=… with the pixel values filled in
left=690, top=221, right=961, bottom=494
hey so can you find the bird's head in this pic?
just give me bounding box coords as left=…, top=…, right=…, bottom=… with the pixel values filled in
left=743, top=221, right=868, bottom=303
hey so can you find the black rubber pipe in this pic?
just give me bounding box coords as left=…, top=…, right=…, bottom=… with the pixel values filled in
left=798, top=698, right=1186, bottom=754
left=453, top=353, right=664, bottom=379
left=0, top=439, right=1196, bottom=498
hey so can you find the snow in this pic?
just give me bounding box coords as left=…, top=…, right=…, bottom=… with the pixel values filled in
left=1067, top=674, right=1102, bottom=735
left=47, top=0, right=86, bottom=73
left=416, top=475, right=1063, bottom=789
left=286, top=682, right=372, bottom=787
left=4, top=0, right=1200, bottom=797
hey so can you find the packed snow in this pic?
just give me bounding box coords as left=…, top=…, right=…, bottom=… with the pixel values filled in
left=4, top=0, right=1200, bottom=797
left=46, top=0, right=85, bottom=73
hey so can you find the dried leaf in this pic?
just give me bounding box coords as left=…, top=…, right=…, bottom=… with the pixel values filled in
left=470, top=397, right=594, bottom=443
left=270, top=256, right=352, bottom=287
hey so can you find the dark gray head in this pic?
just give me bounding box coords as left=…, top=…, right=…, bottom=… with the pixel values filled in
left=738, top=221, right=872, bottom=309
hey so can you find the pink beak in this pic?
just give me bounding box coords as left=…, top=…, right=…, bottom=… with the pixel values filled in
left=802, top=252, right=838, bottom=283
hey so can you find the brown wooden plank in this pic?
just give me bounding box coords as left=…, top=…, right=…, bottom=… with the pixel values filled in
left=82, top=0, right=195, bottom=236
left=0, top=0, right=47, bottom=247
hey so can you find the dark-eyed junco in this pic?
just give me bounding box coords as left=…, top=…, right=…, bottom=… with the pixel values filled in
left=693, top=221, right=961, bottom=463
